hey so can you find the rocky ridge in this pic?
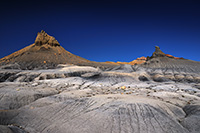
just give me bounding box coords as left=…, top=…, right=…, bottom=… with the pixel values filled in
left=114, top=56, right=147, bottom=65
left=106, top=46, right=184, bottom=66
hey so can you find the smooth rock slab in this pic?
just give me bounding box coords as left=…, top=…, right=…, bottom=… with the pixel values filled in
left=7, top=94, right=189, bottom=133
left=0, top=85, right=58, bottom=110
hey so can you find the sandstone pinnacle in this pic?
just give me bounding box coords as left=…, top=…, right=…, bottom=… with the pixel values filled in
left=35, top=30, right=60, bottom=46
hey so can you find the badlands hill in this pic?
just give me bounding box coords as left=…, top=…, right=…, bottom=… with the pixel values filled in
left=141, top=46, right=200, bottom=81
left=143, top=46, right=200, bottom=73
left=0, top=32, right=200, bottom=133
left=0, top=30, right=116, bottom=70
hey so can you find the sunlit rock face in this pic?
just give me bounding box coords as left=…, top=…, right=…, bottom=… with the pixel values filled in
left=35, top=30, right=60, bottom=46
left=129, top=56, right=147, bottom=65
left=107, top=57, right=147, bottom=65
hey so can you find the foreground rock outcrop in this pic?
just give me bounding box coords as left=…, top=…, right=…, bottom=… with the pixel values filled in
left=0, top=63, right=200, bottom=133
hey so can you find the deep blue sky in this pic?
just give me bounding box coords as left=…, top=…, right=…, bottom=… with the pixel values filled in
left=0, top=0, right=200, bottom=62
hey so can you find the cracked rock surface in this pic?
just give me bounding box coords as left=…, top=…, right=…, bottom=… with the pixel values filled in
left=0, top=65, right=200, bottom=133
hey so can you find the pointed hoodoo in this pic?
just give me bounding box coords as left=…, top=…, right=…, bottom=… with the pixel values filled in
left=152, top=46, right=166, bottom=57
left=35, top=30, right=60, bottom=46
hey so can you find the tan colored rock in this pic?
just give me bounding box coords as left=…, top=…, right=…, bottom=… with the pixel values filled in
left=164, top=74, right=175, bottom=81
left=175, top=74, right=185, bottom=81
left=129, top=56, right=146, bottom=65
left=107, top=56, right=147, bottom=65
left=152, top=74, right=168, bottom=82
left=35, top=30, right=60, bottom=46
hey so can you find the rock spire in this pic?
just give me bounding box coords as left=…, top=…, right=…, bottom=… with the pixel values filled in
left=35, top=30, right=60, bottom=46
left=152, top=46, right=166, bottom=57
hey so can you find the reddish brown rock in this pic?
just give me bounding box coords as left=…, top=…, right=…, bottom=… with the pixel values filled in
left=165, top=54, right=174, bottom=58
left=129, top=56, right=147, bottom=65
left=107, top=56, right=147, bottom=65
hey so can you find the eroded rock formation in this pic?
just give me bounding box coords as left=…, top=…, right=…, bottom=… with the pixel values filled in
left=35, top=30, right=60, bottom=46
left=0, top=64, right=200, bottom=133
left=0, top=32, right=200, bottom=133
left=152, top=46, right=166, bottom=57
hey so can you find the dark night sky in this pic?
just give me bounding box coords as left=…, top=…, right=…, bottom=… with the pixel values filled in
left=0, top=0, right=200, bottom=62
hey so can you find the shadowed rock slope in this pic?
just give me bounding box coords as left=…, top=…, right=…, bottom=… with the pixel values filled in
left=107, top=46, right=200, bottom=83
left=144, top=46, right=200, bottom=72
left=0, top=30, right=116, bottom=70
left=138, top=46, right=200, bottom=82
